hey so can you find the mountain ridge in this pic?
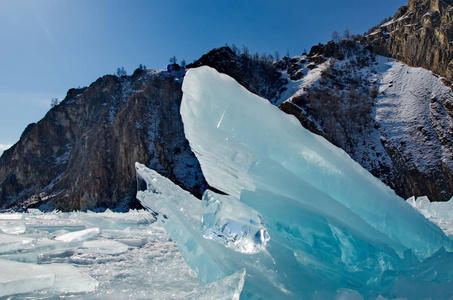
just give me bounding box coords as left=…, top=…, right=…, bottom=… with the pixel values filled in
left=1, top=0, right=453, bottom=210
left=0, top=69, right=207, bottom=211
left=364, top=0, right=453, bottom=82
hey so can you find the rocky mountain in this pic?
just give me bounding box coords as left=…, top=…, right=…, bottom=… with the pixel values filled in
left=0, top=68, right=206, bottom=211
left=277, top=40, right=453, bottom=202
left=364, top=0, right=453, bottom=82
left=1, top=0, right=453, bottom=210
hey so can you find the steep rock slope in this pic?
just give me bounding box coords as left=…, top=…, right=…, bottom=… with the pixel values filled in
left=364, top=0, right=453, bottom=82
left=278, top=41, right=453, bottom=201
left=0, top=69, right=207, bottom=211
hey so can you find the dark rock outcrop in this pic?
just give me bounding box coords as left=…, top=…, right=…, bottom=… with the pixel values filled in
left=364, top=0, right=453, bottom=81
left=0, top=70, right=207, bottom=211
left=278, top=40, right=453, bottom=202
left=187, top=47, right=287, bottom=103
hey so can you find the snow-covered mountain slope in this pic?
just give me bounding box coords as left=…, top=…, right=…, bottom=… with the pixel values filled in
left=376, top=58, right=453, bottom=186
left=278, top=41, right=453, bottom=201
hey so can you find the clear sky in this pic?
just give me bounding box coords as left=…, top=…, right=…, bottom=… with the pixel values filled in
left=0, top=0, right=407, bottom=154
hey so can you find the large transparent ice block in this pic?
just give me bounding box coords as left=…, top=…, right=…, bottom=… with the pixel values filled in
left=136, top=163, right=453, bottom=299
left=135, top=162, right=233, bottom=284
left=180, top=66, right=452, bottom=259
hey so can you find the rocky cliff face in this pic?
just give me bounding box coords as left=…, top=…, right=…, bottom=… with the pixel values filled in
left=364, top=0, right=453, bottom=82
left=0, top=69, right=207, bottom=211
left=277, top=41, right=453, bottom=202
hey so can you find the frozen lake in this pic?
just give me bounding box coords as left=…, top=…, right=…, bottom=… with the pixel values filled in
left=0, top=209, right=244, bottom=299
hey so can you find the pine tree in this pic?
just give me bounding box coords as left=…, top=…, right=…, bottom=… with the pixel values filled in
left=50, top=98, right=59, bottom=108
left=116, top=67, right=127, bottom=76
left=169, top=56, right=177, bottom=65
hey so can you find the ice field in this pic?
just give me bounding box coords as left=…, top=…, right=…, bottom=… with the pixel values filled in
left=0, top=198, right=452, bottom=299
left=0, top=209, right=244, bottom=299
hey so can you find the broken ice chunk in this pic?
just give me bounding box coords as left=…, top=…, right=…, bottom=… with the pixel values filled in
left=184, top=268, right=246, bottom=300
left=54, top=227, right=100, bottom=243
left=200, top=190, right=270, bottom=254
left=82, top=239, right=128, bottom=254
left=0, top=259, right=55, bottom=297
left=50, top=264, right=98, bottom=292
left=0, top=220, right=26, bottom=235
left=0, top=233, right=35, bottom=253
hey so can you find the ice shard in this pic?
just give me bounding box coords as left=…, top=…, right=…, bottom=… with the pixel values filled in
left=0, top=233, right=35, bottom=253
left=54, top=227, right=100, bottom=243
left=81, top=239, right=129, bottom=254
left=184, top=268, right=246, bottom=300
left=180, top=66, right=452, bottom=260
left=135, top=163, right=232, bottom=284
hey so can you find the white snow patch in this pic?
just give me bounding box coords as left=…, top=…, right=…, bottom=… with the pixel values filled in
left=381, top=19, right=396, bottom=27
left=374, top=57, right=453, bottom=173
left=278, top=57, right=331, bottom=105
left=0, top=143, right=13, bottom=155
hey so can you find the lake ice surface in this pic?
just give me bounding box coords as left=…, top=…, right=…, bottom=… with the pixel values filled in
left=0, top=209, right=244, bottom=299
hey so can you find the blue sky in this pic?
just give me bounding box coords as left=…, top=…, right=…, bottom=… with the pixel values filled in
left=0, top=0, right=407, bottom=153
